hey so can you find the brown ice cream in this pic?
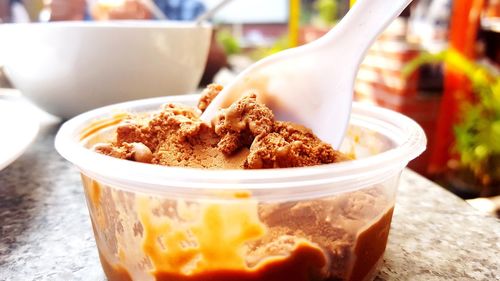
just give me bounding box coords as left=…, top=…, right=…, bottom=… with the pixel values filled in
left=88, top=84, right=394, bottom=281
left=94, top=85, right=348, bottom=169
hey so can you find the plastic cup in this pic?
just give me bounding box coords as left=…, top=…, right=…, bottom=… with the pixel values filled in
left=55, top=94, right=426, bottom=281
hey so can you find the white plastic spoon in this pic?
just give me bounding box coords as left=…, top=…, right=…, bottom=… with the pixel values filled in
left=201, top=0, right=413, bottom=148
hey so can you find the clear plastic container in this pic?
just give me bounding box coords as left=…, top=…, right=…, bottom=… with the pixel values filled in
left=55, top=95, right=426, bottom=281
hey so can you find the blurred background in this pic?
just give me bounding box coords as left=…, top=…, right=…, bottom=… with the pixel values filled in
left=0, top=0, right=499, bottom=214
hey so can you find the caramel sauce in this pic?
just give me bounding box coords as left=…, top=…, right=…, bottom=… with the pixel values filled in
left=79, top=112, right=129, bottom=141
left=85, top=175, right=101, bottom=206
left=82, top=175, right=394, bottom=281
left=96, top=202, right=395, bottom=281
left=349, top=207, right=394, bottom=281
left=100, top=242, right=327, bottom=281
left=153, top=243, right=327, bottom=281
left=137, top=196, right=267, bottom=274
left=98, top=250, right=133, bottom=281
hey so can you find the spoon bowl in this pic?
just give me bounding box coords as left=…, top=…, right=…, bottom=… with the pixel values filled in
left=201, top=0, right=414, bottom=148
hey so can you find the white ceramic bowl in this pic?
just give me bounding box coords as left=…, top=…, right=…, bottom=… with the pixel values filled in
left=0, top=21, right=212, bottom=119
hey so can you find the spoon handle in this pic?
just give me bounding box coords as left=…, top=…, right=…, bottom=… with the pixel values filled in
left=318, top=0, right=413, bottom=63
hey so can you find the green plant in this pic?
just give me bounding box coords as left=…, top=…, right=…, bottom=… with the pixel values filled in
left=314, top=0, right=338, bottom=26
left=404, top=49, right=500, bottom=186
left=250, top=35, right=291, bottom=60
left=216, top=29, right=241, bottom=56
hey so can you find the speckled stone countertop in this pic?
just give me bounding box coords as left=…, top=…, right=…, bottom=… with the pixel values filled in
left=1, top=117, right=499, bottom=281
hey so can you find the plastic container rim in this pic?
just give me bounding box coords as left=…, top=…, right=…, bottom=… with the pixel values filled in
left=55, top=94, right=427, bottom=194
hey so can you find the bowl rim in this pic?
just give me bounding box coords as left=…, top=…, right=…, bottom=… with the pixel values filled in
left=55, top=95, right=426, bottom=198
left=0, top=20, right=212, bottom=29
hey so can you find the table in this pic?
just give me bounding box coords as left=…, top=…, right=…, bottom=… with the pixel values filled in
left=1, top=111, right=499, bottom=281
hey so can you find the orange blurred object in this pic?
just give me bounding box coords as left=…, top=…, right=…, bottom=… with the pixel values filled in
left=485, top=0, right=500, bottom=17
left=427, top=0, right=485, bottom=175
left=48, top=0, right=87, bottom=21
left=92, top=0, right=152, bottom=20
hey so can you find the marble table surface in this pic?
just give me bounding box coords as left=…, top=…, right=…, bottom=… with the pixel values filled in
left=1, top=104, right=499, bottom=281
